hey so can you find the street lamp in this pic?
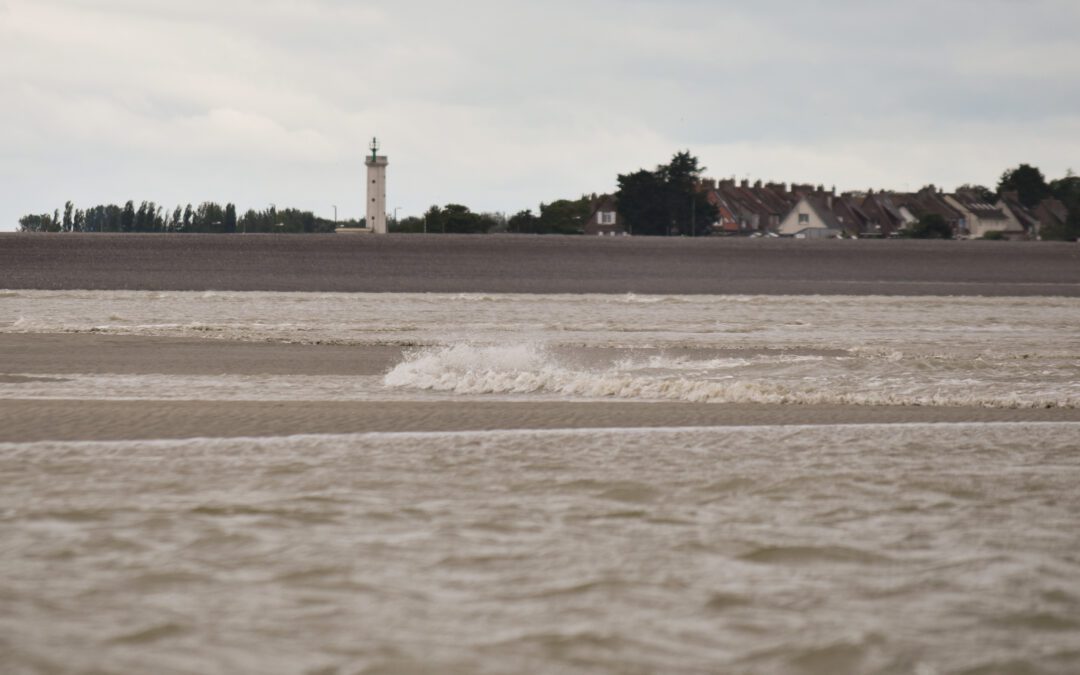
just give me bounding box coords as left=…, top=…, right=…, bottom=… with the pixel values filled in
left=333, top=205, right=338, bottom=223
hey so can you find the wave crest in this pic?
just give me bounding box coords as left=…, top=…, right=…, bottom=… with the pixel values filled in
left=383, top=344, right=1079, bottom=408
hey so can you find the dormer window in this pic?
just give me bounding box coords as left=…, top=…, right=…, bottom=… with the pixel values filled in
left=598, top=211, right=616, bottom=225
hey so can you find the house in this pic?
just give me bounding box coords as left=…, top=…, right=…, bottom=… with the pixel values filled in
left=1031, top=199, right=1070, bottom=239
left=996, top=192, right=1040, bottom=239
left=860, top=191, right=906, bottom=237
left=704, top=188, right=743, bottom=234
left=778, top=195, right=843, bottom=237
left=893, top=188, right=965, bottom=235
left=582, top=194, right=626, bottom=236
left=945, top=191, right=1023, bottom=238
left=714, top=179, right=790, bottom=234
left=830, top=195, right=872, bottom=237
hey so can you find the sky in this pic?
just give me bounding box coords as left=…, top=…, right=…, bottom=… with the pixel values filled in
left=3, top=0, right=1080, bottom=230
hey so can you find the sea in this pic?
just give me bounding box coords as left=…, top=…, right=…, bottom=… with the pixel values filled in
left=2, top=290, right=1080, bottom=674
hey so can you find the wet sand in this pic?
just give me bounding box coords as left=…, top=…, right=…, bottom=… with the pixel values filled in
left=3, top=334, right=1077, bottom=443
left=3, top=233, right=1079, bottom=296
left=5, top=398, right=1079, bottom=443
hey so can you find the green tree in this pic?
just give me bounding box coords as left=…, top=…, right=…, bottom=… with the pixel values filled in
left=62, top=201, right=74, bottom=232
left=135, top=201, right=150, bottom=231
left=616, top=169, right=669, bottom=236
left=225, top=203, right=237, bottom=233
left=908, top=213, right=953, bottom=239
left=442, top=204, right=488, bottom=233
left=389, top=216, right=425, bottom=233
left=507, top=209, right=539, bottom=234
left=538, top=198, right=590, bottom=234
left=616, top=152, right=717, bottom=236
left=956, top=184, right=995, bottom=203
left=121, top=201, right=135, bottom=232
left=998, top=164, right=1051, bottom=208
left=105, top=204, right=122, bottom=232
left=1049, top=170, right=1080, bottom=240
left=18, top=214, right=55, bottom=232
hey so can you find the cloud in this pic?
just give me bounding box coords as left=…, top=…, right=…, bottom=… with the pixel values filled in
left=3, top=0, right=1080, bottom=229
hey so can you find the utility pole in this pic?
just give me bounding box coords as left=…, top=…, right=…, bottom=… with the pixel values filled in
left=332, top=205, right=338, bottom=223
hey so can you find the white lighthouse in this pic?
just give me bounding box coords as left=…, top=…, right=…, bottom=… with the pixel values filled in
left=365, top=137, right=388, bottom=234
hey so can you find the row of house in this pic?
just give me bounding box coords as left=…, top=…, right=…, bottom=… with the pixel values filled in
left=581, top=180, right=1069, bottom=239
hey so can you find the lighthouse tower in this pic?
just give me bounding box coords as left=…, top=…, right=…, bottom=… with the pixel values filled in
left=365, top=137, right=388, bottom=234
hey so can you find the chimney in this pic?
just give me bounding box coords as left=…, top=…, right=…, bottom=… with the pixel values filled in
left=754, top=180, right=762, bottom=189
left=816, top=184, right=825, bottom=193
left=740, top=179, right=749, bottom=188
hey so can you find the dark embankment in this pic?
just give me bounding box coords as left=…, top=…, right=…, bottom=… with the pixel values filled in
left=2, top=233, right=1078, bottom=295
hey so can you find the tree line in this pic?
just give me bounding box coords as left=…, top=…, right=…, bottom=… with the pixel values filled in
left=18, top=159, right=1080, bottom=240
left=18, top=200, right=340, bottom=234
left=401, top=152, right=719, bottom=237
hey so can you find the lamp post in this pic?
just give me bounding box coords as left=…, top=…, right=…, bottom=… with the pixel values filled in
left=333, top=205, right=338, bottom=223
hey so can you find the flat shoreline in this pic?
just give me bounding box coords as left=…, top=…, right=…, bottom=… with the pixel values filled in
left=3, top=233, right=1078, bottom=296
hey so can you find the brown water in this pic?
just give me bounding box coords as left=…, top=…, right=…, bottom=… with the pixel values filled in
left=3, top=290, right=1080, bottom=673
left=3, top=424, right=1079, bottom=674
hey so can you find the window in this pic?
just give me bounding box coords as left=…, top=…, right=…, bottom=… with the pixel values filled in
left=798, top=213, right=809, bottom=224
left=599, top=211, right=616, bottom=225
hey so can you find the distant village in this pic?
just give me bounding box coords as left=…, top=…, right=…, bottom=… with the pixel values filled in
left=17, top=154, right=1078, bottom=241
left=578, top=180, right=1069, bottom=241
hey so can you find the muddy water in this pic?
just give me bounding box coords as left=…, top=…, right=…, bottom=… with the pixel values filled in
left=3, top=424, right=1079, bottom=674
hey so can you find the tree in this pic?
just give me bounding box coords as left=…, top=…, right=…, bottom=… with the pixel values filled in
left=19, top=214, right=55, bottom=232
left=908, top=213, right=952, bottom=239
left=135, top=201, right=150, bottom=231
left=183, top=204, right=194, bottom=230
left=63, top=201, right=74, bottom=232
left=442, top=204, right=488, bottom=234
left=507, top=209, right=539, bottom=234
left=998, top=164, right=1051, bottom=208
left=225, top=203, right=237, bottom=233
left=616, top=151, right=718, bottom=236
left=389, top=216, right=425, bottom=233
left=956, top=184, right=995, bottom=203
left=616, top=169, right=668, bottom=236
left=538, top=198, right=590, bottom=234
left=121, top=200, right=135, bottom=232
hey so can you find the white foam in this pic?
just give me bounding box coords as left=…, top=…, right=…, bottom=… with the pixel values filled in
left=383, top=343, right=1080, bottom=409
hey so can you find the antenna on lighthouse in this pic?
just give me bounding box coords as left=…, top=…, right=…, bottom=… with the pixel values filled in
left=370, top=137, right=380, bottom=162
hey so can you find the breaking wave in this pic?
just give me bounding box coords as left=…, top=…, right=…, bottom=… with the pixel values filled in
left=383, top=343, right=1080, bottom=409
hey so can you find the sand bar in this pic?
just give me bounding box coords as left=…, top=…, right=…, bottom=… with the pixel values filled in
left=3, top=333, right=1078, bottom=442
left=4, top=399, right=1079, bottom=443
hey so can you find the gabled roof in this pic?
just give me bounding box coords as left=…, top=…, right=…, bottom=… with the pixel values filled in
left=949, top=192, right=1008, bottom=220
left=793, top=196, right=844, bottom=230
left=998, top=192, right=1039, bottom=232
left=895, top=190, right=963, bottom=223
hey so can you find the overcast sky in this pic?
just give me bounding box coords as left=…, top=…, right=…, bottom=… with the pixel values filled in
left=3, top=0, right=1080, bottom=230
